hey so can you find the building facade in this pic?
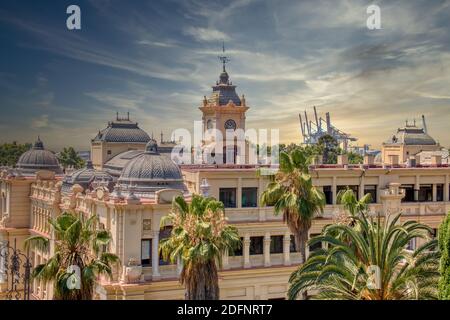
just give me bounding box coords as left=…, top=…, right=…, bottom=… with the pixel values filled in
left=1, top=65, right=449, bottom=300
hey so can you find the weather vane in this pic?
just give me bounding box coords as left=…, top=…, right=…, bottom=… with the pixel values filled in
left=218, top=41, right=230, bottom=72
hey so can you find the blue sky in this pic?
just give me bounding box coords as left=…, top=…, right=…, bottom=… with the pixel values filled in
left=0, top=0, right=449, bottom=151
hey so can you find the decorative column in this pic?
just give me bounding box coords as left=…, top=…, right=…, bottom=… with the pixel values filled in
left=243, top=234, right=251, bottom=269
left=414, top=175, right=420, bottom=202
left=359, top=176, right=365, bottom=200
left=222, top=249, right=230, bottom=270
left=332, top=176, right=337, bottom=205
left=176, top=256, right=183, bottom=276
left=445, top=175, right=450, bottom=202
left=237, top=177, right=242, bottom=208
left=432, top=184, right=437, bottom=202
left=283, top=233, right=291, bottom=266
left=151, top=231, right=160, bottom=280
left=263, top=232, right=271, bottom=267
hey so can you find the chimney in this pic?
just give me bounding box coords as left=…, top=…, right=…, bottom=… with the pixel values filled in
left=337, top=154, right=348, bottom=165
left=408, top=156, right=417, bottom=167
left=431, top=155, right=442, bottom=166
left=364, top=154, right=375, bottom=165
left=415, top=154, right=421, bottom=166
left=388, top=155, right=399, bottom=166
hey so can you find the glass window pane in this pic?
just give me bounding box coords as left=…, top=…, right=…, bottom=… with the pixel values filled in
left=220, top=188, right=237, bottom=208
left=242, top=187, right=257, bottom=207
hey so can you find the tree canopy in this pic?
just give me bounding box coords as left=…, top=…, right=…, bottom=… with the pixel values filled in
left=0, top=141, right=32, bottom=166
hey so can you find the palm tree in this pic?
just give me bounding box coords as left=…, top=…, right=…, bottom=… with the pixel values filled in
left=288, top=191, right=440, bottom=300
left=25, top=212, right=119, bottom=300
left=260, top=149, right=325, bottom=264
left=159, top=194, right=241, bottom=300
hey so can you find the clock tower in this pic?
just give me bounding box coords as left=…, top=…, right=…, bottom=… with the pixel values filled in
left=199, top=45, right=249, bottom=163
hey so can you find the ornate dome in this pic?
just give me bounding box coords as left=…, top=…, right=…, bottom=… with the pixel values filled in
left=385, top=126, right=437, bottom=146
left=16, top=137, right=62, bottom=174
left=92, top=114, right=150, bottom=143
left=61, top=160, right=114, bottom=193
left=117, top=140, right=185, bottom=197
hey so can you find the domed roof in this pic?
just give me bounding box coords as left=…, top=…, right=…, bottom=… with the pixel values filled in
left=117, top=140, right=185, bottom=197
left=61, top=160, right=113, bottom=193
left=16, top=137, right=62, bottom=174
left=384, top=126, right=437, bottom=146
left=92, top=114, right=150, bottom=143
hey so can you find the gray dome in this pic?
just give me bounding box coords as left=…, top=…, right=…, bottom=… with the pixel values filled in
left=117, top=140, right=184, bottom=197
left=92, top=115, right=150, bottom=143
left=119, top=140, right=181, bottom=181
left=62, top=160, right=114, bottom=193
left=385, top=126, right=437, bottom=146
left=16, top=138, right=62, bottom=174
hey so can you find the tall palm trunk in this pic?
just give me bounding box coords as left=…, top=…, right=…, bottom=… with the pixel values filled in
left=184, top=260, right=219, bottom=300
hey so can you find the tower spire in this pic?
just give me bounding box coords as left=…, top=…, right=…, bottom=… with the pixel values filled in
left=218, top=41, right=230, bottom=72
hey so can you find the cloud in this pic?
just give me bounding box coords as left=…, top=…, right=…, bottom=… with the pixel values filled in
left=31, top=115, right=49, bottom=129
left=184, top=26, right=230, bottom=42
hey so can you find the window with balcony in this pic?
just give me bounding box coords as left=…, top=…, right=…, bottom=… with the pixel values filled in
left=231, top=237, right=244, bottom=256
left=401, top=185, right=415, bottom=202
left=270, top=235, right=283, bottom=254
left=363, top=185, right=377, bottom=203
left=323, top=186, right=332, bottom=205
left=242, top=187, right=258, bottom=207
left=308, top=233, right=322, bottom=252
left=436, top=184, right=444, bottom=202
left=220, top=188, right=237, bottom=208
left=250, top=236, right=264, bottom=255
left=159, top=226, right=173, bottom=265
left=418, top=184, right=432, bottom=202
left=141, top=239, right=152, bottom=266
left=337, top=185, right=359, bottom=200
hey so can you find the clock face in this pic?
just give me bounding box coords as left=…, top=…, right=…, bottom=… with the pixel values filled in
left=224, top=119, right=236, bottom=130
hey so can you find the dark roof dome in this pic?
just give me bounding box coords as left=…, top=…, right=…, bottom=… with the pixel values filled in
left=117, top=140, right=184, bottom=197
left=61, top=160, right=113, bottom=193
left=16, top=137, right=62, bottom=174
left=385, top=126, right=437, bottom=146
left=92, top=113, right=151, bottom=143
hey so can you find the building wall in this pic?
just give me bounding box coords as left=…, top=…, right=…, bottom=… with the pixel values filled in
left=91, top=141, right=147, bottom=169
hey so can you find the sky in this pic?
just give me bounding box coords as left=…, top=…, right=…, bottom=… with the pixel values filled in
left=0, top=0, right=449, bottom=151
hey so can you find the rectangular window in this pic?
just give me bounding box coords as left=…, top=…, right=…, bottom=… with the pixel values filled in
left=436, top=184, right=444, bottom=202
left=107, top=150, right=112, bottom=155
left=323, top=186, right=332, bottom=205
left=250, top=236, right=264, bottom=255
left=418, top=184, right=432, bottom=202
left=242, top=187, right=258, bottom=207
left=431, top=229, right=438, bottom=238
left=159, top=226, right=173, bottom=265
left=363, top=185, right=377, bottom=203
left=337, top=185, right=359, bottom=200
left=219, top=188, right=237, bottom=208
left=141, top=239, right=152, bottom=266
left=401, top=185, right=415, bottom=202
left=406, top=238, right=416, bottom=251
left=231, top=237, right=243, bottom=256
left=308, top=233, right=322, bottom=252
left=270, top=235, right=283, bottom=254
